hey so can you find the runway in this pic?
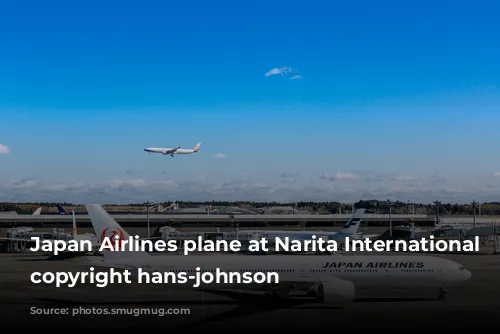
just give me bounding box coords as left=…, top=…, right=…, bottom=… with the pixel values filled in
left=0, top=253, right=499, bottom=328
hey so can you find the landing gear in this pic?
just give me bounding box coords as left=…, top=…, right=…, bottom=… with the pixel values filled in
left=437, top=287, right=447, bottom=300
left=316, top=284, right=325, bottom=302
left=171, top=154, right=174, bottom=157
left=315, top=251, right=332, bottom=255
left=265, top=291, right=279, bottom=299
left=265, top=286, right=291, bottom=299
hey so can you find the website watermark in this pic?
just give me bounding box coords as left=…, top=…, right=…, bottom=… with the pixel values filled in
left=30, top=306, right=191, bottom=317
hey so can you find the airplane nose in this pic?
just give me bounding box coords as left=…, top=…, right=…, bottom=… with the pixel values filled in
left=463, top=269, right=472, bottom=280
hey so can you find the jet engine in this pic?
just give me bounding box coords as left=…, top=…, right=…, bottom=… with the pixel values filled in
left=314, top=278, right=355, bottom=305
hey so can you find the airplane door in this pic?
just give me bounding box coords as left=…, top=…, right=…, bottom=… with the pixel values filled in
left=385, top=269, right=393, bottom=279
left=384, top=268, right=403, bottom=284
left=297, top=264, right=311, bottom=279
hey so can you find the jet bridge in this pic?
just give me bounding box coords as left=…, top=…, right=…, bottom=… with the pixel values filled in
left=466, top=226, right=500, bottom=254
left=3, top=227, right=71, bottom=253
left=466, top=226, right=500, bottom=237
left=6, top=227, right=34, bottom=252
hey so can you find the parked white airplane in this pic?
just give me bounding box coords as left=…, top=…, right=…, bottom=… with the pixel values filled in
left=70, top=210, right=100, bottom=252
left=144, top=143, right=201, bottom=157
left=84, top=204, right=471, bottom=304
left=241, top=208, right=366, bottom=242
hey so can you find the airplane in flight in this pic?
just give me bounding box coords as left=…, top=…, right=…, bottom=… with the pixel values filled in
left=144, top=143, right=201, bottom=157
left=84, top=204, right=471, bottom=304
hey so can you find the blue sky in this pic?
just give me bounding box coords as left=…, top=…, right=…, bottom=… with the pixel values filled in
left=1, top=0, right=499, bottom=204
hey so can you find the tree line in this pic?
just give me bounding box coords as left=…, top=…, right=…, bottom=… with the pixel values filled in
left=1, top=200, right=500, bottom=215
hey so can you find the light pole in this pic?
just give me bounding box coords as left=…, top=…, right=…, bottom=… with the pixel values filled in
left=145, top=201, right=159, bottom=238
left=146, top=201, right=151, bottom=238
left=472, top=201, right=477, bottom=228
left=434, top=200, right=441, bottom=225
left=387, top=200, right=392, bottom=237
left=146, top=201, right=162, bottom=238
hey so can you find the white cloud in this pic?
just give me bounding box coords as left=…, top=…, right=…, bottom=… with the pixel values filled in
left=278, top=172, right=298, bottom=184
left=0, top=144, right=10, bottom=154
left=492, top=172, right=500, bottom=178
left=320, top=172, right=360, bottom=181
left=289, top=75, right=302, bottom=80
left=0, top=172, right=497, bottom=204
left=11, top=177, right=36, bottom=189
left=394, top=175, right=419, bottom=181
left=265, top=66, right=292, bottom=77
left=212, top=153, right=226, bottom=159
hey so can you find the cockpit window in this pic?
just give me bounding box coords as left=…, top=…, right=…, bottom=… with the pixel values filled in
left=459, top=266, right=464, bottom=270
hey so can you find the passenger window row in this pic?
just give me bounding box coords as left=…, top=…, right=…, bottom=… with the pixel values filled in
left=162, top=268, right=433, bottom=273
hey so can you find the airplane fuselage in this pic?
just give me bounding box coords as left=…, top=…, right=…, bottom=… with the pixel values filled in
left=144, top=147, right=196, bottom=155
left=84, top=204, right=471, bottom=303
left=244, top=230, right=341, bottom=240
left=91, top=254, right=471, bottom=291
left=241, top=209, right=366, bottom=242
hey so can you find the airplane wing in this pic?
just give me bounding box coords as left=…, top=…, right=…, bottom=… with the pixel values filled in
left=78, top=261, right=131, bottom=270
left=360, top=234, right=380, bottom=239
left=351, top=234, right=379, bottom=240
left=0, top=237, right=35, bottom=242
left=165, top=146, right=181, bottom=154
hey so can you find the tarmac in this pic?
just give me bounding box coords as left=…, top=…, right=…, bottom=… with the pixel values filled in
left=0, top=252, right=499, bottom=329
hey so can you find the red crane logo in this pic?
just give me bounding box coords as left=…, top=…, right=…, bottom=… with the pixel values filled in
left=100, top=227, right=125, bottom=250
